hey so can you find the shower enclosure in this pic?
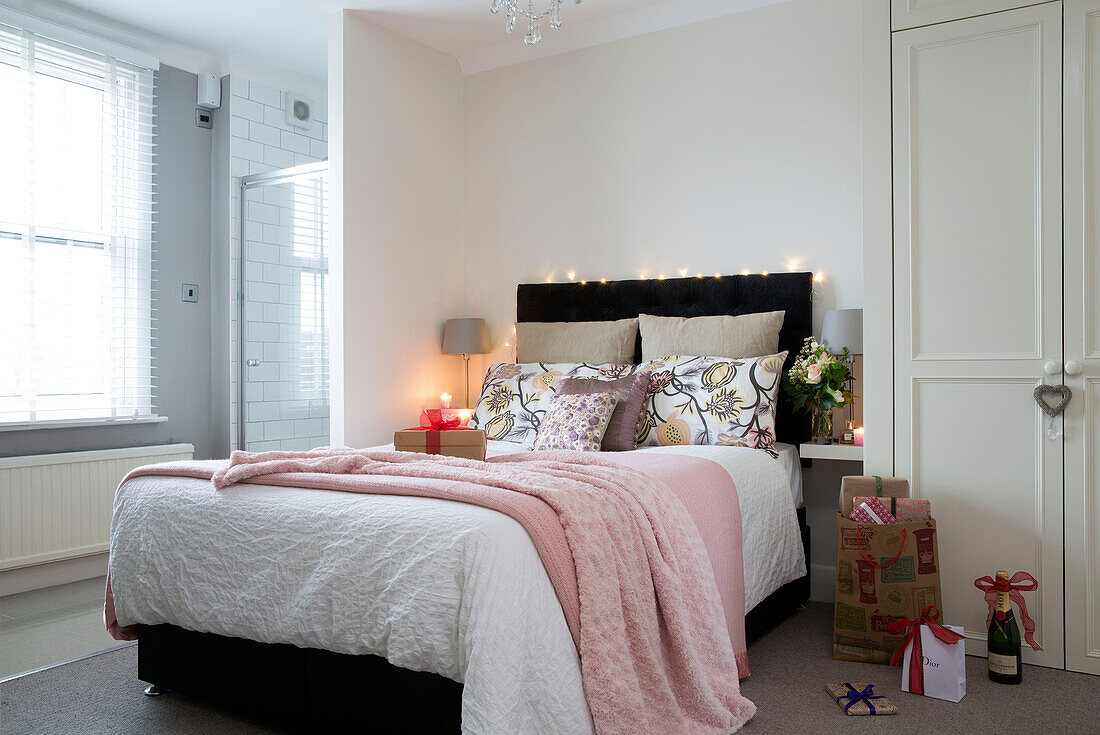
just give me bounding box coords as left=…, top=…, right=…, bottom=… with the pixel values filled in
left=238, top=162, right=329, bottom=451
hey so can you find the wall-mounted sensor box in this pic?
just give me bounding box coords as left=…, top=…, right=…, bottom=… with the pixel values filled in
left=195, top=109, right=213, bottom=129
left=197, top=73, right=221, bottom=109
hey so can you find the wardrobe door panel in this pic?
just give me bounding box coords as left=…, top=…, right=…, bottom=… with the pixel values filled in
left=1063, top=0, right=1100, bottom=676
left=892, top=0, right=1059, bottom=31
left=893, top=3, right=1064, bottom=667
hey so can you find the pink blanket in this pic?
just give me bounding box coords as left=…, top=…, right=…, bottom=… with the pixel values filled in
left=106, top=448, right=755, bottom=734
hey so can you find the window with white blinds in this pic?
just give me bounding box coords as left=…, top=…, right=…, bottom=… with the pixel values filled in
left=0, top=22, right=157, bottom=426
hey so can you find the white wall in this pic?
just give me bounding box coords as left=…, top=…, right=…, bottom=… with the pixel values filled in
left=330, top=0, right=865, bottom=595
left=329, top=11, right=465, bottom=447
left=462, top=0, right=863, bottom=370
left=460, top=0, right=864, bottom=598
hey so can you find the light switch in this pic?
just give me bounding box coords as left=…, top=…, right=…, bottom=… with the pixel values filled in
left=182, top=283, right=199, bottom=302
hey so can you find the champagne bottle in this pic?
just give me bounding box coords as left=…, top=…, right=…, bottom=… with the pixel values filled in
left=987, top=570, right=1023, bottom=684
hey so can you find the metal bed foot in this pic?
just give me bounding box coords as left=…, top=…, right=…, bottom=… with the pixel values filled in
left=143, top=684, right=168, bottom=697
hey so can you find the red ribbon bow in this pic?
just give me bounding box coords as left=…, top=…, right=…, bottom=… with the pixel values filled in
left=411, top=410, right=470, bottom=453
left=886, top=605, right=965, bottom=695
left=420, top=409, right=463, bottom=431
left=426, top=416, right=462, bottom=431
left=973, top=571, right=1042, bottom=652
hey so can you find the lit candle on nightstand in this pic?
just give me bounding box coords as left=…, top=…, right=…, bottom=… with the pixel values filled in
left=440, top=393, right=452, bottom=409
left=853, top=427, right=865, bottom=446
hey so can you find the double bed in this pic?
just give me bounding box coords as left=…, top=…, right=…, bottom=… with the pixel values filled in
left=108, top=272, right=814, bottom=733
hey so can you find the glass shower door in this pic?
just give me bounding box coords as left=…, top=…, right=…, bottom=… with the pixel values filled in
left=239, top=163, right=329, bottom=451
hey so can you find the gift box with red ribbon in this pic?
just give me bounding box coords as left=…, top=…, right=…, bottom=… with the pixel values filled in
left=394, top=427, right=486, bottom=460
left=395, top=410, right=486, bottom=460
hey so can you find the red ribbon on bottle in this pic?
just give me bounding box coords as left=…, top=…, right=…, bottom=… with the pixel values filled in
left=886, top=605, right=965, bottom=695
left=973, top=571, right=1043, bottom=652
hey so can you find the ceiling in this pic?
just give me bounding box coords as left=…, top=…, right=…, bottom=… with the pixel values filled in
left=16, top=0, right=790, bottom=80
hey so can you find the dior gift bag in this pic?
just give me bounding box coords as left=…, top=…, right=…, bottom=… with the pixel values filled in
left=833, top=510, right=943, bottom=664
left=895, top=608, right=966, bottom=702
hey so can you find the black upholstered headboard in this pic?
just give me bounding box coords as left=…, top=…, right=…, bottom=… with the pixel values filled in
left=516, top=272, right=813, bottom=445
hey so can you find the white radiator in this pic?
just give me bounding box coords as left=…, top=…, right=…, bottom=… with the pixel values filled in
left=0, top=443, right=194, bottom=571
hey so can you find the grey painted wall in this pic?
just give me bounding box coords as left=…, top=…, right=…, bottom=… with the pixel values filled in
left=0, top=65, right=216, bottom=459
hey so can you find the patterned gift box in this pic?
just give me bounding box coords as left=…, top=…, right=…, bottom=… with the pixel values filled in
left=825, top=682, right=899, bottom=716
left=854, top=496, right=931, bottom=523
left=850, top=496, right=897, bottom=524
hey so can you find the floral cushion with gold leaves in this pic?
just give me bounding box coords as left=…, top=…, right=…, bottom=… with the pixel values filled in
left=470, top=362, right=639, bottom=445
left=635, top=352, right=788, bottom=451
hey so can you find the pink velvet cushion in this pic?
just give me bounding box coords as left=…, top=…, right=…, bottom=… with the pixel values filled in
left=532, top=393, right=619, bottom=452
left=555, top=370, right=652, bottom=451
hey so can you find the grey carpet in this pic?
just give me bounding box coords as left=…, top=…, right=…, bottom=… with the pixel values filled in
left=1, top=603, right=1095, bottom=734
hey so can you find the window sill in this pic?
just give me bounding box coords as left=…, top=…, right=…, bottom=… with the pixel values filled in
left=0, top=416, right=167, bottom=433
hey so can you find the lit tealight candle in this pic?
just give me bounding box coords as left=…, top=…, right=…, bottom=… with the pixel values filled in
left=853, top=427, right=864, bottom=446
left=440, top=393, right=452, bottom=409
left=457, top=408, right=473, bottom=426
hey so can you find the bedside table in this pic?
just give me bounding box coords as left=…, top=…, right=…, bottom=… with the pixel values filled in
left=798, top=443, right=864, bottom=464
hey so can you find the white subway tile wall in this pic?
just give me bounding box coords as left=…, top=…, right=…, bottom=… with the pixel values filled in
left=229, top=77, right=328, bottom=452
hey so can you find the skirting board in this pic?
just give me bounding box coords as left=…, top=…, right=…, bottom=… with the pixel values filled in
left=0, top=551, right=108, bottom=597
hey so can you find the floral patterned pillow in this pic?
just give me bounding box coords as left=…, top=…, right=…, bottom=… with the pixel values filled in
left=532, top=393, right=619, bottom=451
left=470, top=362, right=638, bottom=444
left=636, top=352, right=788, bottom=450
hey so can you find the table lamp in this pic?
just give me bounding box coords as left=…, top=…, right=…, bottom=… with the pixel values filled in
left=821, top=309, right=863, bottom=443
left=442, top=318, right=492, bottom=408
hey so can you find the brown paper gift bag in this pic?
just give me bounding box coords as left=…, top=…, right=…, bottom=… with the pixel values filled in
left=833, top=512, right=942, bottom=664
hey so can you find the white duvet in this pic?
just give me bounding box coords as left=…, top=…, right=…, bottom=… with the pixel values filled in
left=109, top=443, right=804, bottom=735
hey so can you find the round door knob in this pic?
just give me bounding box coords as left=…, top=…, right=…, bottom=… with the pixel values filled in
left=1065, top=360, right=1084, bottom=377
left=246, top=359, right=259, bottom=367
left=1043, top=360, right=1062, bottom=376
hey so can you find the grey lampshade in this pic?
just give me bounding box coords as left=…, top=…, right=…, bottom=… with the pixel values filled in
left=442, top=318, right=491, bottom=355
left=820, top=309, right=863, bottom=355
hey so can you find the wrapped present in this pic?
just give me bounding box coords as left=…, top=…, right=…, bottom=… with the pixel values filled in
left=394, top=427, right=487, bottom=460
left=840, top=475, right=910, bottom=516
left=851, top=497, right=897, bottom=524
left=854, top=496, right=930, bottom=523
left=890, top=606, right=966, bottom=702
left=824, top=682, right=898, bottom=716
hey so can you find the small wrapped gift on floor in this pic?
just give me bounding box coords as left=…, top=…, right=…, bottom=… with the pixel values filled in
left=394, top=427, right=487, bottom=460
left=824, top=682, right=898, bottom=716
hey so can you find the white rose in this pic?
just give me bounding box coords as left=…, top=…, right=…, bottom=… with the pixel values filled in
left=806, top=364, right=823, bottom=385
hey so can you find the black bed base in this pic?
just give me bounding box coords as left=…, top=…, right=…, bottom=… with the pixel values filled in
left=139, top=508, right=810, bottom=734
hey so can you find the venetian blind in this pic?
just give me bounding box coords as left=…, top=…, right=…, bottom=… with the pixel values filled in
left=0, top=22, right=157, bottom=425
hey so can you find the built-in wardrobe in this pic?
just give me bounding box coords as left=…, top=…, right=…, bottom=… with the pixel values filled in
left=884, top=0, right=1100, bottom=674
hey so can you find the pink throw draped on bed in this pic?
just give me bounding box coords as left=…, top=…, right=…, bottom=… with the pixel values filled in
left=106, top=448, right=755, bottom=734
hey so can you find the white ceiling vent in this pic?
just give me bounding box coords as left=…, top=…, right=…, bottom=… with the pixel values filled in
left=285, top=91, right=314, bottom=130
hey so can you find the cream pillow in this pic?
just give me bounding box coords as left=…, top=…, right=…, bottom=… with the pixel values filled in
left=638, top=311, right=785, bottom=361
left=515, top=318, right=638, bottom=364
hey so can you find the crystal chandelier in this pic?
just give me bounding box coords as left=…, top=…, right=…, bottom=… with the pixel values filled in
left=490, top=0, right=582, bottom=46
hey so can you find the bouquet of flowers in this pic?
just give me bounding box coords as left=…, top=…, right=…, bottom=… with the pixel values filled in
left=783, top=337, right=854, bottom=441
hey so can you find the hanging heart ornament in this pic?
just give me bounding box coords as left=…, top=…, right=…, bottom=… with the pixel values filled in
left=1034, top=384, right=1072, bottom=418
